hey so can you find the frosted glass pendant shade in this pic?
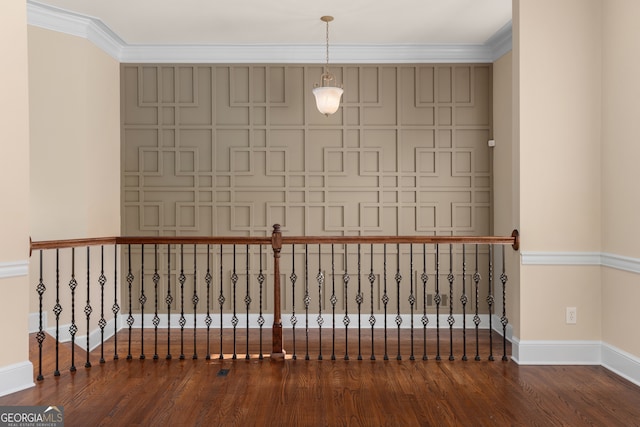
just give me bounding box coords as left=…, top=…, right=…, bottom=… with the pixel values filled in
left=312, top=86, right=344, bottom=116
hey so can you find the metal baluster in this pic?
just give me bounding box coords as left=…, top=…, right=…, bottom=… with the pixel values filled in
left=153, top=245, right=160, bottom=360
left=487, top=244, right=494, bottom=361
left=193, top=244, right=199, bottom=360
left=448, top=244, right=455, bottom=361
left=231, top=245, right=238, bottom=359
left=258, top=245, right=266, bottom=360
left=139, top=245, right=146, bottom=360
left=435, top=244, right=441, bottom=361
left=54, top=249, right=61, bottom=376
left=304, top=244, right=310, bottom=360
left=36, top=251, right=46, bottom=381
left=409, top=244, right=415, bottom=361
left=126, top=245, right=134, bottom=360
left=382, top=244, right=389, bottom=361
left=245, top=245, right=251, bottom=359
left=500, top=246, right=509, bottom=361
left=368, top=244, right=376, bottom=361
left=421, top=244, right=429, bottom=361
left=69, top=247, right=77, bottom=372
left=218, top=245, right=225, bottom=359
left=395, top=244, right=402, bottom=361
left=317, top=245, right=324, bottom=360
left=166, top=244, right=172, bottom=360
left=113, top=244, right=119, bottom=360
left=85, top=246, right=92, bottom=368
left=330, top=244, right=336, bottom=360
left=179, top=244, right=186, bottom=360
left=205, top=245, right=212, bottom=360
left=461, top=245, right=468, bottom=361
left=473, top=245, right=481, bottom=361
left=290, top=245, right=297, bottom=360
left=357, top=244, right=363, bottom=361
left=343, top=245, right=350, bottom=360
left=99, top=246, right=106, bottom=364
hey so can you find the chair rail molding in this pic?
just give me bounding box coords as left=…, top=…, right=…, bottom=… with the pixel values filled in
left=0, top=260, right=29, bottom=279
left=521, top=251, right=640, bottom=275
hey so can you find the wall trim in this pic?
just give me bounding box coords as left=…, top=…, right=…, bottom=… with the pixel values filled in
left=0, top=361, right=35, bottom=398
left=27, top=0, right=511, bottom=64
left=509, top=338, right=640, bottom=388
left=521, top=251, right=640, bottom=274
left=0, top=260, right=29, bottom=279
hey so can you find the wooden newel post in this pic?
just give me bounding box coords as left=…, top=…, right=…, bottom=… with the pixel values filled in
left=270, top=224, right=286, bottom=359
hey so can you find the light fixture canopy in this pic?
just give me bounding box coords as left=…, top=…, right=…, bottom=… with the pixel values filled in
left=313, top=16, right=343, bottom=116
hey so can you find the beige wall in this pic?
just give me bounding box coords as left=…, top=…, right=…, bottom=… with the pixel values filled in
left=516, top=0, right=603, bottom=340
left=601, top=0, right=640, bottom=356
left=0, top=0, right=30, bottom=373
left=493, top=51, right=520, bottom=337
left=28, top=27, right=121, bottom=330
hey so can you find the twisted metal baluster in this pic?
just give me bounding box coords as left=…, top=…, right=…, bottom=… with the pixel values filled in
left=317, top=245, right=324, bottom=360
left=139, top=245, right=146, bottom=360
left=54, top=249, right=61, bottom=376
left=343, top=245, right=350, bottom=360
left=193, top=244, right=199, bottom=360
left=218, top=245, right=225, bottom=359
left=487, top=244, right=494, bottom=361
left=409, top=244, right=415, bottom=361
left=330, top=244, right=336, bottom=360
left=304, top=244, right=310, bottom=360
left=435, top=244, right=441, bottom=361
left=421, top=244, right=429, bottom=361
left=205, top=245, right=212, bottom=360
left=113, top=244, right=120, bottom=361
left=165, top=244, right=172, bottom=360
left=245, top=245, right=251, bottom=360
left=36, top=251, right=46, bottom=380
left=473, top=244, right=481, bottom=361
left=448, top=244, right=455, bottom=361
left=153, top=245, right=160, bottom=360
left=179, top=244, right=186, bottom=360
left=369, top=244, right=376, bottom=361
left=99, top=246, right=107, bottom=364
left=69, top=248, right=77, bottom=372
left=461, top=245, right=468, bottom=361
left=126, top=245, right=134, bottom=360
left=85, top=246, right=92, bottom=368
left=500, top=246, right=509, bottom=361
left=357, top=244, right=363, bottom=360
left=290, top=245, right=297, bottom=360
left=382, top=244, right=389, bottom=360
left=257, top=245, right=265, bottom=360
left=395, top=244, right=402, bottom=361
left=231, top=245, right=238, bottom=359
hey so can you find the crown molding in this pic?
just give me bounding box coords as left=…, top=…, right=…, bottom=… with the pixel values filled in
left=27, top=0, right=511, bottom=64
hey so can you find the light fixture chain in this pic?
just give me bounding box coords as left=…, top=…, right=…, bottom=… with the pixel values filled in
left=325, top=19, right=330, bottom=69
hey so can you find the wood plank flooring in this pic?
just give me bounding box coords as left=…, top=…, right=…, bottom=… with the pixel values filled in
left=1, top=329, right=640, bottom=426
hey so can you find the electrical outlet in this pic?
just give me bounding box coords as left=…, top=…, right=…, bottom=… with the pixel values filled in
left=566, top=307, right=577, bottom=324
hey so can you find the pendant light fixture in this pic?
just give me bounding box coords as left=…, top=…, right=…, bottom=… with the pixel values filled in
left=312, top=16, right=343, bottom=116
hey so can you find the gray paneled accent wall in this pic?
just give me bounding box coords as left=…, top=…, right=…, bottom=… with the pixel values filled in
left=120, top=64, right=493, bottom=315
left=121, top=64, right=492, bottom=238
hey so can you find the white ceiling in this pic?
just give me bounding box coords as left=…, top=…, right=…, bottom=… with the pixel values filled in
left=28, top=0, right=513, bottom=63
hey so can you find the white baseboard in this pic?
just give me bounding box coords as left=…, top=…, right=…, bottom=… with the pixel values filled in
left=0, top=361, right=34, bottom=397
left=602, top=342, right=640, bottom=387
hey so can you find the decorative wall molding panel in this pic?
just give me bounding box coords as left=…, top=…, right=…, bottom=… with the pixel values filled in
left=27, top=0, right=512, bottom=63
left=0, top=260, right=29, bottom=279
left=121, top=63, right=494, bottom=313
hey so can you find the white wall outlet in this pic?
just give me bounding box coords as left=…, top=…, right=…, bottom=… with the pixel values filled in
left=566, top=307, right=577, bottom=324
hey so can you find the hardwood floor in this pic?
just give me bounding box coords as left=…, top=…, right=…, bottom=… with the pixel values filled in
left=1, top=329, right=640, bottom=426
